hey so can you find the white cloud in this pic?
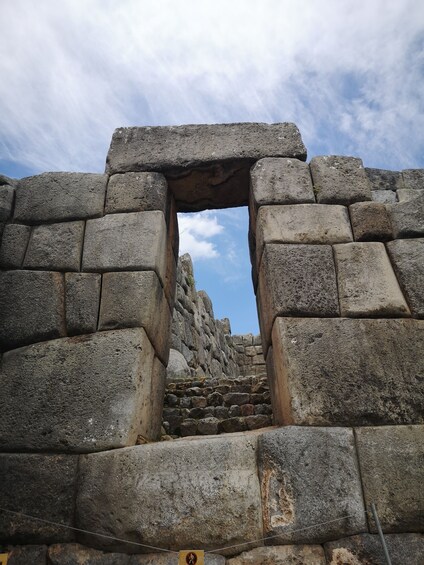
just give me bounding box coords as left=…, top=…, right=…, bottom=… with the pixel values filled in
left=178, top=211, right=224, bottom=260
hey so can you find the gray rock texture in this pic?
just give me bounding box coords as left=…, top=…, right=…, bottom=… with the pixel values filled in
left=99, top=271, right=171, bottom=364
left=371, top=190, right=397, bottom=203
left=105, top=172, right=168, bottom=215
left=0, top=454, right=78, bottom=543
left=82, top=212, right=167, bottom=286
left=0, top=185, right=14, bottom=221
left=15, top=173, right=107, bottom=223
left=138, top=356, right=166, bottom=442
left=0, top=270, right=65, bottom=350
left=227, top=545, right=326, bottom=565
left=258, top=244, right=339, bottom=350
left=397, top=188, right=424, bottom=202
left=365, top=167, right=403, bottom=191
left=76, top=435, right=262, bottom=555
left=387, top=238, right=424, bottom=317
left=402, top=168, right=424, bottom=190
left=334, top=242, right=410, bottom=317
left=166, top=348, right=190, bottom=381
left=106, top=123, right=306, bottom=211
left=258, top=427, right=366, bottom=544
left=355, top=425, right=424, bottom=533
left=65, top=273, right=101, bottom=335
left=270, top=317, right=424, bottom=426
left=324, top=533, right=424, bottom=565
left=3, top=545, right=47, bottom=565
left=0, top=328, right=155, bottom=451
left=310, top=156, right=372, bottom=204
left=23, top=221, right=84, bottom=271
left=0, top=224, right=31, bottom=268
left=349, top=201, right=392, bottom=241
left=388, top=193, right=424, bottom=238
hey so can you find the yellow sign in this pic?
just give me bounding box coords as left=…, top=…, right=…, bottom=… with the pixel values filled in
left=178, top=550, right=204, bottom=565
left=0, top=553, right=9, bottom=565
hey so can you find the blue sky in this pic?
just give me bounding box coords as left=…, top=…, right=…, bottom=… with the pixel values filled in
left=1, top=0, right=423, bottom=334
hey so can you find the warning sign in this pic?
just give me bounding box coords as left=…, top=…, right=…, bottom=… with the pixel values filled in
left=178, top=550, right=204, bottom=565
left=0, top=553, right=8, bottom=565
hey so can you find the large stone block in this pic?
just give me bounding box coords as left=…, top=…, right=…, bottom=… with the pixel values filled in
left=0, top=454, right=78, bottom=543
left=387, top=238, right=424, bottom=318
left=82, top=212, right=167, bottom=286
left=76, top=435, right=262, bottom=555
left=0, top=185, right=14, bottom=221
left=270, top=318, right=424, bottom=426
left=227, top=545, right=326, bottom=565
left=349, top=201, right=392, bottom=241
left=355, top=425, right=424, bottom=533
left=23, top=221, right=84, bottom=271
left=397, top=188, right=424, bottom=202
left=3, top=545, right=47, bottom=565
left=258, top=427, right=366, bottom=544
left=365, top=167, right=403, bottom=191
left=106, top=123, right=306, bottom=211
left=98, top=271, right=171, bottom=364
left=334, top=242, right=410, bottom=317
left=0, top=270, right=65, bottom=350
left=324, top=533, right=424, bottom=565
left=0, top=328, right=155, bottom=452
left=258, top=244, right=339, bottom=351
left=402, top=168, right=424, bottom=190
left=310, top=156, right=372, bottom=204
left=15, top=173, right=107, bottom=223
left=388, top=193, right=424, bottom=238
left=0, top=224, right=31, bottom=268
left=65, top=273, right=101, bottom=335
left=105, top=172, right=169, bottom=215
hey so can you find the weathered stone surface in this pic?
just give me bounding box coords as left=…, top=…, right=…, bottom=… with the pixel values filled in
left=365, top=167, right=403, bottom=191
left=76, top=435, right=262, bottom=555
left=349, top=201, right=392, bottom=241
left=259, top=427, right=366, bottom=544
left=0, top=328, right=155, bottom=451
left=0, top=174, right=17, bottom=187
left=4, top=545, right=47, bottom=565
left=371, top=189, right=397, bottom=203
left=105, top=172, right=168, bottom=215
left=227, top=545, right=325, bottom=564
left=23, top=221, right=84, bottom=271
left=397, top=188, right=424, bottom=202
left=0, top=270, right=65, bottom=350
left=324, top=533, right=424, bottom=565
left=355, top=425, right=424, bottom=533
left=388, top=193, right=424, bottom=238
left=82, top=212, right=167, bottom=286
left=106, top=123, right=306, bottom=211
left=65, top=273, right=101, bottom=335
left=15, top=173, right=107, bottom=223
left=310, top=156, right=372, bottom=204
left=402, top=168, right=424, bottom=190
left=138, top=357, right=166, bottom=442
left=387, top=239, right=424, bottom=317
left=166, top=349, right=190, bottom=381
left=255, top=204, right=352, bottom=265
left=99, top=271, right=171, bottom=364
left=334, top=242, right=410, bottom=317
left=270, top=317, right=424, bottom=426
left=0, top=454, right=77, bottom=543
left=0, top=224, right=31, bottom=268
left=258, top=244, right=339, bottom=350
left=0, top=185, right=14, bottom=221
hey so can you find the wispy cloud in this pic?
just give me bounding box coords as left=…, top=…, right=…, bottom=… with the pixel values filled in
left=178, top=211, right=224, bottom=260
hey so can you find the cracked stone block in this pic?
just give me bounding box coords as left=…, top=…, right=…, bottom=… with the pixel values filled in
left=76, top=435, right=262, bottom=555
left=349, top=201, right=392, bottom=241
left=82, top=212, right=167, bottom=286
left=365, top=167, right=403, bottom=191
left=15, top=173, right=107, bottom=223
left=387, top=238, right=424, bottom=318
left=397, top=188, right=424, bottom=202
left=0, top=185, right=14, bottom=221
left=23, top=221, right=84, bottom=271
left=227, top=545, right=326, bottom=565
left=356, top=425, right=424, bottom=533
left=334, top=242, right=410, bottom=317
left=106, top=123, right=306, bottom=211
left=0, top=270, right=65, bottom=350
left=257, top=244, right=339, bottom=351
left=270, top=317, right=424, bottom=426
left=105, top=172, right=169, bottom=215
left=0, top=328, right=155, bottom=451
left=65, top=273, right=101, bottom=335
left=388, top=193, right=424, bottom=238
left=310, top=156, right=372, bottom=204
left=0, top=454, right=78, bottom=543
left=258, top=427, right=366, bottom=544
left=0, top=224, right=31, bottom=268
left=99, top=271, right=171, bottom=364
left=402, top=168, right=424, bottom=190
left=371, top=190, right=397, bottom=203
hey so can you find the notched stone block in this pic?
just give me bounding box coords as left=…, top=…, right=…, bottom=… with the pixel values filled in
left=65, top=273, right=101, bottom=335
left=0, top=224, right=31, bottom=268
left=0, top=185, right=14, bottom=221
left=388, top=193, right=424, bottom=238
left=356, top=425, right=424, bottom=533
left=105, top=172, right=169, bottom=215
left=349, top=201, right=392, bottom=241
left=334, top=242, right=410, bottom=317
left=15, top=172, right=107, bottom=223
left=258, top=427, right=366, bottom=544
left=310, top=156, right=372, bottom=204
left=0, top=270, right=65, bottom=350
left=23, top=221, right=84, bottom=272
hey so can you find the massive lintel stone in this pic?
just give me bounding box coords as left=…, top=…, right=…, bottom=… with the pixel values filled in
left=270, top=318, right=424, bottom=426
left=105, top=123, right=306, bottom=211
left=0, top=328, right=155, bottom=452
left=76, top=435, right=262, bottom=555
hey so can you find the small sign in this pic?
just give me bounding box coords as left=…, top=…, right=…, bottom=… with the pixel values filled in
left=179, top=550, right=204, bottom=565
left=0, top=553, right=9, bottom=565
